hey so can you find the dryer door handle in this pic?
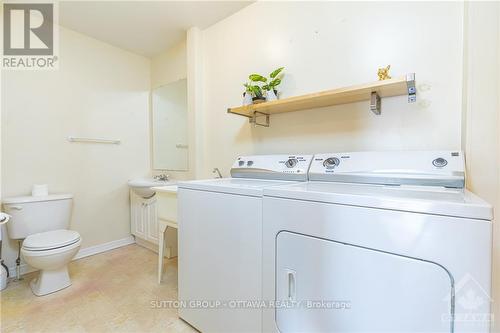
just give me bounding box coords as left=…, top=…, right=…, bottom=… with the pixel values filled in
left=286, top=269, right=296, bottom=301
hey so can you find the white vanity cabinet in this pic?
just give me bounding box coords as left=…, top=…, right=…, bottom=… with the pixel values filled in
left=130, top=186, right=179, bottom=283
left=130, top=191, right=159, bottom=245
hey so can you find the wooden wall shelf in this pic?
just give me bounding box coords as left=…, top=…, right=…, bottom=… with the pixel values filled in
left=228, top=73, right=416, bottom=127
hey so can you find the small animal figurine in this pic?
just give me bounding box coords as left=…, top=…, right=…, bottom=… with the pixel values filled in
left=377, top=65, right=392, bottom=81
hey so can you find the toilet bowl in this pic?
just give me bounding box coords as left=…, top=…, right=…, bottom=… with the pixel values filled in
left=21, top=229, right=81, bottom=296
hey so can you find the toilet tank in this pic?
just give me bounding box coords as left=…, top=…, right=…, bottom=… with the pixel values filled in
left=2, top=194, right=73, bottom=240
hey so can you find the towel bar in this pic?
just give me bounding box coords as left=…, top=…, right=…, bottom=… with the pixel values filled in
left=67, top=136, right=121, bottom=144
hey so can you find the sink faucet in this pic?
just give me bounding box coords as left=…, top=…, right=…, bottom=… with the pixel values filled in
left=154, top=174, right=170, bottom=181
left=212, top=168, right=223, bottom=179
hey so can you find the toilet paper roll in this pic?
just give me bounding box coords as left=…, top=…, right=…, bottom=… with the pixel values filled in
left=0, top=213, right=10, bottom=225
left=0, top=213, right=8, bottom=242
left=32, top=184, right=48, bottom=197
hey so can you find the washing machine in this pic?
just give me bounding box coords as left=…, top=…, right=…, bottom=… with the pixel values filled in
left=262, top=151, right=493, bottom=333
left=178, top=154, right=313, bottom=333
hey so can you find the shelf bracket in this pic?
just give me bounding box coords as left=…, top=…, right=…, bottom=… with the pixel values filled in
left=406, top=73, right=416, bottom=103
left=249, top=111, right=270, bottom=127
left=370, top=92, right=381, bottom=115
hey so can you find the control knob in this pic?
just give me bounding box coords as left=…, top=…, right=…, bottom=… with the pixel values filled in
left=323, top=157, right=340, bottom=169
left=432, top=158, right=448, bottom=167
left=285, top=158, right=298, bottom=168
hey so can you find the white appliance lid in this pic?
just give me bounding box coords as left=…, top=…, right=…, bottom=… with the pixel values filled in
left=178, top=178, right=298, bottom=197
left=23, top=229, right=81, bottom=251
left=263, top=182, right=493, bottom=220
left=3, top=194, right=73, bottom=205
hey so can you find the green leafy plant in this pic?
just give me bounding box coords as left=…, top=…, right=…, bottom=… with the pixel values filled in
left=243, top=67, right=285, bottom=100
left=262, top=67, right=284, bottom=92
left=249, top=74, right=267, bottom=83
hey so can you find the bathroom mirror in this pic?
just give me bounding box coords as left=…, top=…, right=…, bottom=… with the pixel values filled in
left=152, top=79, right=188, bottom=171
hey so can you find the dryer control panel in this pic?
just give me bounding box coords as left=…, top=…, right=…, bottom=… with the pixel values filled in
left=231, top=155, right=313, bottom=181
left=309, top=151, right=465, bottom=188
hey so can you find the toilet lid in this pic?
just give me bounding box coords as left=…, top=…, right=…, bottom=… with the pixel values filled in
left=23, top=230, right=81, bottom=251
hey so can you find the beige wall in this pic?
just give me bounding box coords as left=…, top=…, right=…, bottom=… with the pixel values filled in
left=462, top=2, right=500, bottom=330
left=496, top=3, right=500, bottom=330
left=463, top=2, right=499, bottom=208
left=186, top=27, right=205, bottom=179
left=151, top=40, right=187, bottom=90
left=1, top=27, right=151, bottom=270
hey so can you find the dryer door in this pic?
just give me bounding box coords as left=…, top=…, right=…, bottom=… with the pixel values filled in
left=276, top=231, right=453, bottom=332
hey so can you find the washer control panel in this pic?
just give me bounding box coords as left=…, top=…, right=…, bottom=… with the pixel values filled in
left=309, top=151, right=465, bottom=188
left=231, top=155, right=313, bottom=181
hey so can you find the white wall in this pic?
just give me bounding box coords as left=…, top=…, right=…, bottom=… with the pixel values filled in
left=200, top=1, right=464, bottom=177
left=1, top=27, right=151, bottom=269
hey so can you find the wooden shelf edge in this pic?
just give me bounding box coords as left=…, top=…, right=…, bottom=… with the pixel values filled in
left=227, top=73, right=415, bottom=119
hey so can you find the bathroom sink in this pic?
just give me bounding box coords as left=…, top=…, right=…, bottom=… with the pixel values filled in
left=128, top=178, right=175, bottom=198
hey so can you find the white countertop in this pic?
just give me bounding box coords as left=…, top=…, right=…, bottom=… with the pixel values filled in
left=151, top=185, right=178, bottom=194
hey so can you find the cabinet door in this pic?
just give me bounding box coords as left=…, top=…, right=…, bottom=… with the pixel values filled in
left=136, top=203, right=147, bottom=238
left=131, top=195, right=146, bottom=238
left=276, top=231, right=453, bottom=333
left=145, top=200, right=159, bottom=244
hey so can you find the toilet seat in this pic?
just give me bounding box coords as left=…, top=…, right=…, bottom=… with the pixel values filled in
left=23, top=230, right=81, bottom=251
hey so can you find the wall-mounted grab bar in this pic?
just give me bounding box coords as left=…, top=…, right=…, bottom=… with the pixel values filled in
left=67, top=136, right=121, bottom=145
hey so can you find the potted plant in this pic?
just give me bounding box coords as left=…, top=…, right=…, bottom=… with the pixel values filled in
left=262, top=67, right=284, bottom=101
left=242, top=67, right=285, bottom=105
left=243, top=82, right=266, bottom=104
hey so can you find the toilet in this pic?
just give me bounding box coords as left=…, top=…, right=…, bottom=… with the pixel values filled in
left=3, top=194, right=81, bottom=296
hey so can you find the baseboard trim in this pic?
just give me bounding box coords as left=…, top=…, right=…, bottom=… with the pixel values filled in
left=7, top=235, right=136, bottom=277
left=73, top=235, right=135, bottom=260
